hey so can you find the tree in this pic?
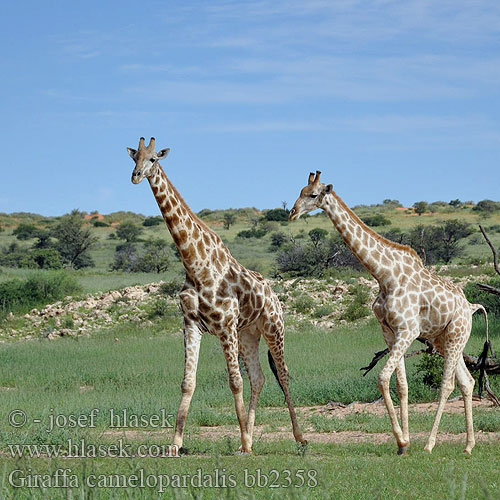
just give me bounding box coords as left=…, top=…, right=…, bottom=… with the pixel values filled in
left=269, top=232, right=287, bottom=251
left=361, top=214, right=391, bottom=227
left=13, top=223, right=38, bottom=240
left=111, top=243, right=138, bottom=272
left=116, top=221, right=143, bottom=242
left=111, top=239, right=170, bottom=273
left=413, top=201, right=428, bottom=216
left=223, top=214, right=236, bottom=230
left=264, top=208, right=289, bottom=222
left=408, top=220, right=472, bottom=264
left=449, top=199, right=461, bottom=208
left=473, top=200, right=500, bottom=213
left=308, top=228, right=328, bottom=248
left=143, top=216, right=163, bottom=227
left=52, top=210, right=97, bottom=269
left=134, top=239, right=170, bottom=273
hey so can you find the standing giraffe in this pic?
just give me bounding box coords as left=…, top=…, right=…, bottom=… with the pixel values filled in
left=126, top=137, right=306, bottom=455
left=289, top=171, right=488, bottom=455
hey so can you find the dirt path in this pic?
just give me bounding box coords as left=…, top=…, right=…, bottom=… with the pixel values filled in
left=102, top=399, right=499, bottom=445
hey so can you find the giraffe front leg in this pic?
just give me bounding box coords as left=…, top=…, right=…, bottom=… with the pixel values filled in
left=377, top=333, right=416, bottom=454
left=220, top=330, right=251, bottom=454
left=395, top=358, right=409, bottom=454
left=171, top=322, right=202, bottom=454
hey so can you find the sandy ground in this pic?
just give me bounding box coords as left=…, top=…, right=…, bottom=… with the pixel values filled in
left=101, top=399, right=499, bottom=446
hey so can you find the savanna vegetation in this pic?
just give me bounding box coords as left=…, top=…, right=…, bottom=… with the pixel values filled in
left=0, top=198, right=499, bottom=499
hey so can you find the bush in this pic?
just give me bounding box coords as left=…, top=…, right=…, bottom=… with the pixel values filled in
left=473, top=200, right=500, bottom=213
left=159, top=280, right=184, bottom=297
left=464, top=278, right=500, bottom=318
left=236, top=228, right=267, bottom=239
left=293, top=295, right=315, bottom=313
left=264, top=208, right=289, bottom=222
left=269, top=232, right=287, bottom=251
left=93, top=220, right=110, bottom=227
left=13, top=223, right=39, bottom=240
left=111, top=240, right=171, bottom=273
left=0, top=272, right=80, bottom=315
left=116, top=222, right=143, bottom=242
left=312, top=304, right=334, bottom=318
left=415, top=353, right=444, bottom=389
left=31, top=248, right=63, bottom=269
left=142, top=217, right=163, bottom=227
left=340, top=284, right=370, bottom=322
left=361, top=214, right=391, bottom=227
left=52, top=211, right=97, bottom=269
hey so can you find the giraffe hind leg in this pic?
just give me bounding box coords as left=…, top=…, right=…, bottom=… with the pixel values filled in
left=263, top=330, right=307, bottom=447
left=431, top=334, right=475, bottom=454
left=238, top=327, right=265, bottom=452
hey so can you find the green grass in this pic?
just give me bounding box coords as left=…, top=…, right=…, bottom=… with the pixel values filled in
left=0, top=315, right=498, bottom=498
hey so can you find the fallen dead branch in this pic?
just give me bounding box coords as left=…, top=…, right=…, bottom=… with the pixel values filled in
left=361, top=337, right=500, bottom=406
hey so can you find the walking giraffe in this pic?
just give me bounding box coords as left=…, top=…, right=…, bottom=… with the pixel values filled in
left=289, top=171, right=488, bottom=455
left=126, top=137, right=306, bottom=455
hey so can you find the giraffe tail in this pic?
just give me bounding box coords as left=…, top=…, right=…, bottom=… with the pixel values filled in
left=472, top=303, right=491, bottom=398
left=267, top=350, right=285, bottom=396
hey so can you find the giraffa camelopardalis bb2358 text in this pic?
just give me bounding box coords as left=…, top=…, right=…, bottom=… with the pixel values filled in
left=127, top=137, right=306, bottom=455
left=289, top=171, right=489, bottom=455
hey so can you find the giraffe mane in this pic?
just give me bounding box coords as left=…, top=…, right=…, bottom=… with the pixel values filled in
left=332, top=191, right=422, bottom=262
left=161, top=168, right=225, bottom=244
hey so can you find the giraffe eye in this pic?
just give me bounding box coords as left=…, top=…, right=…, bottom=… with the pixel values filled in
left=310, top=194, right=318, bottom=199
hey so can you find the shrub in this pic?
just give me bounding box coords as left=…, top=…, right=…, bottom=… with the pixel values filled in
left=413, top=201, right=428, bottom=216
left=269, top=232, right=287, bottom=251
left=361, top=214, right=391, bottom=227
left=312, top=304, right=334, bottom=318
left=415, top=353, right=444, bottom=389
left=236, top=228, right=267, bottom=239
left=142, top=216, right=162, bottom=227
left=52, top=210, right=97, bottom=269
left=340, top=284, right=370, bottom=322
left=116, top=221, right=143, bottom=242
left=293, top=295, right=315, bottom=313
left=464, top=278, right=500, bottom=318
left=31, top=248, right=63, bottom=269
left=13, top=223, right=39, bottom=240
left=0, top=272, right=80, bottom=315
left=264, top=208, right=289, bottom=222
left=473, top=200, right=500, bottom=213
left=159, top=280, right=184, bottom=297
left=93, top=220, right=109, bottom=227
left=309, top=228, right=328, bottom=246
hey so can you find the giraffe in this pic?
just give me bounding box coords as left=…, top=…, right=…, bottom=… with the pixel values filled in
left=289, top=171, right=489, bottom=455
left=126, top=137, right=306, bottom=455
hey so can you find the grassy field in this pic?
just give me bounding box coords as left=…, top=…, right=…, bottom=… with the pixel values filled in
left=0, top=316, right=498, bottom=498
left=0, top=205, right=499, bottom=498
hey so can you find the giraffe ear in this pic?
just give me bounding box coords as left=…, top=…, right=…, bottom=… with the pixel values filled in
left=325, top=184, right=333, bottom=193
left=156, top=148, right=170, bottom=160
left=127, top=147, right=137, bottom=159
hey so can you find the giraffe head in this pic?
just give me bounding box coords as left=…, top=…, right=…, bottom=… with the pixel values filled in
left=127, top=137, right=170, bottom=184
left=289, top=171, right=333, bottom=220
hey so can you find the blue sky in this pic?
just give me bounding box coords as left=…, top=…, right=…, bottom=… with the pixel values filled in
left=1, top=0, right=499, bottom=216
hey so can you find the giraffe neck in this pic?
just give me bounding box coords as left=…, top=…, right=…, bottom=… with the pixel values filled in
left=148, top=165, right=229, bottom=282
left=322, top=191, right=418, bottom=283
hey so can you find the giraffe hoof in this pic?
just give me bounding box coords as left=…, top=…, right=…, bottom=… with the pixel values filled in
left=397, top=446, right=408, bottom=456
left=423, top=445, right=433, bottom=454
left=234, top=450, right=251, bottom=456
left=463, top=448, right=473, bottom=456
